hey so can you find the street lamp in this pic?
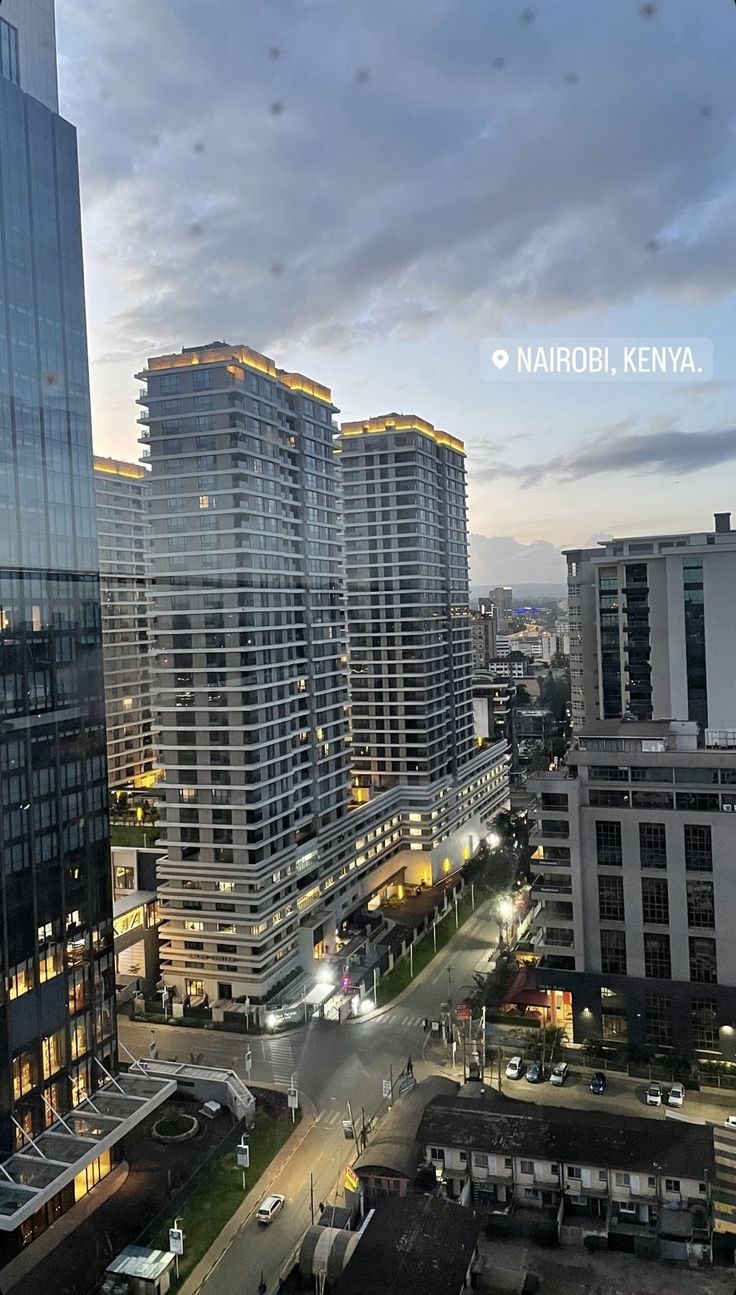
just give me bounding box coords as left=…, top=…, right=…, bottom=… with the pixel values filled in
left=486, top=832, right=500, bottom=850
left=496, top=895, right=514, bottom=947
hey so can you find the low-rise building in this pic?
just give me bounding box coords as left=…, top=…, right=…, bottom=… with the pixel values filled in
left=331, top=1195, right=478, bottom=1295
left=417, top=1088, right=713, bottom=1259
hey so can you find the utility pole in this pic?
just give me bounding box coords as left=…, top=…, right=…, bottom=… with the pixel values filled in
left=480, top=1004, right=486, bottom=1081
left=347, top=1099, right=358, bottom=1144
left=310, top=1173, right=315, bottom=1225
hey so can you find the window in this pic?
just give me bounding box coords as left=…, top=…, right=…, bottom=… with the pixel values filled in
left=614, top=1172, right=631, bottom=1187
left=641, top=877, right=669, bottom=925
left=520, top=1160, right=534, bottom=1175
left=600, top=929, right=627, bottom=974
left=692, top=999, right=718, bottom=1050
left=639, top=822, right=667, bottom=869
left=687, top=880, right=715, bottom=929
left=665, top=1179, right=681, bottom=1194
left=677, top=792, right=719, bottom=812
left=644, top=932, right=671, bottom=978
left=596, top=820, right=622, bottom=866
left=472, top=1152, right=488, bottom=1168
left=0, top=16, right=20, bottom=85
left=689, top=936, right=717, bottom=983
left=193, top=370, right=214, bottom=390
left=602, top=1006, right=628, bottom=1041
left=504, top=1157, right=512, bottom=1169
left=160, top=374, right=181, bottom=394
left=598, top=875, right=625, bottom=921
left=684, top=824, right=712, bottom=872
left=567, top=1166, right=581, bottom=1179
left=683, top=558, right=707, bottom=728
left=429, top=1148, right=445, bottom=1162
left=589, top=789, right=630, bottom=808
left=645, top=993, right=672, bottom=1046
left=632, top=790, right=673, bottom=810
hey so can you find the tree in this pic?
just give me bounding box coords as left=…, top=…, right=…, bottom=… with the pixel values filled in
left=514, top=684, right=532, bottom=706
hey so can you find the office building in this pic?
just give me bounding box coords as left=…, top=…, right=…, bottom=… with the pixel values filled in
left=0, top=2, right=172, bottom=1257
left=566, top=515, right=736, bottom=730
left=490, top=585, right=513, bottom=629
left=340, top=415, right=475, bottom=794
left=528, top=718, right=736, bottom=1055
left=94, top=457, right=155, bottom=787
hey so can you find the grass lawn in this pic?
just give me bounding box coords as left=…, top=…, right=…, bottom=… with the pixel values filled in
left=154, top=1108, right=298, bottom=1287
left=110, top=823, right=160, bottom=847
left=375, top=890, right=479, bottom=1008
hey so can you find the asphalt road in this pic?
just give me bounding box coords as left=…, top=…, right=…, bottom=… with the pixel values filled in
left=117, top=897, right=736, bottom=1294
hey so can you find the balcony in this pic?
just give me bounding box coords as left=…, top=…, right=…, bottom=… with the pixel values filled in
left=531, top=877, right=573, bottom=900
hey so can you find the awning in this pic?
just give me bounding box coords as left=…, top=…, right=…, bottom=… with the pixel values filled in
left=0, top=1070, right=176, bottom=1231
left=305, top=983, right=338, bottom=1007
left=501, top=966, right=551, bottom=1010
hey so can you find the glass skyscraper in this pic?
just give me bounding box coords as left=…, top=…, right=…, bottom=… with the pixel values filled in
left=0, top=2, right=172, bottom=1256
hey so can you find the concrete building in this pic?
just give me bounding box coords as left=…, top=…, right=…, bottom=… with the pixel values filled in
left=94, top=457, right=155, bottom=788
left=566, top=515, right=736, bottom=730
left=473, top=675, right=516, bottom=746
left=340, top=415, right=475, bottom=794
left=418, top=1088, right=713, bottom=1259
left=138, top=376, right=509, bottom=1005
left=0, top=3, right=173, bottom=1259
left=470, top=608, right=497, bottom=670
left=112, top=846, right=163, bottom=1001
left=490, top=585, right=513, bottom=629
left=528, top=718, right=736, bottom=1055
left=138, top=342, right=355, bottom=1003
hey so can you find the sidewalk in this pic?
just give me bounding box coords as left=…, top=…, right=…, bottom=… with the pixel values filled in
left=178, top=1091, right=317, bottom=1295
left=347, top=897, right=499, bottom=1026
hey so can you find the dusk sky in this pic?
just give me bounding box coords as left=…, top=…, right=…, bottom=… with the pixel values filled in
left=56, top=0, right=736, bottom=586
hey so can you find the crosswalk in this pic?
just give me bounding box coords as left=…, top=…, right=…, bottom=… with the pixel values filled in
left=711, top=1126, right=736, bottom=1233
left=383, top=1010, right=427, bottom=1031
left=260, top=1034, right=298, bottom=1087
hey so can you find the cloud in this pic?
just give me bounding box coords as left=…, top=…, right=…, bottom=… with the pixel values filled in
left=507, top=423, right=736, bottom=486
left=470, top=533, right=565, bottom=587
left=56, top=0, right=736, bottom=389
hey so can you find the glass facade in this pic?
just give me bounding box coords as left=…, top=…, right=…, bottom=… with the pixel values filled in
left=683, top=557, right=707, bottom=728
left=597, top=568, right=621, bottom=719
left=0, top=74, right=114, bottom=1158
left=623, top=563, right=651, bottom=719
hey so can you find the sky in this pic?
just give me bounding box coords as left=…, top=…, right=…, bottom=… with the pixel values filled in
left=55, top=0, right=736, bottom=587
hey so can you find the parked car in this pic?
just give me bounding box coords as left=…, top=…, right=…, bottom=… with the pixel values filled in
left=257, top=1194, right=285, bottom=1225
left=725, top=1115, right=736, bottom=1130
left=505, top=1056, right=524, bottom=1080
left=589, top=1071, right=606, bottom=1094
left=550, top=1062, right=569, bottom=1087
left=668, top=1082, right=685, bottom=1108
left=525, top=1061, right=544, bottom=1084
left=646, top=1081, right=662, bottom=1107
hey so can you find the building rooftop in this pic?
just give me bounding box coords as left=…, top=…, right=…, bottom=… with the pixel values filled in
left=332, top=1195, right=478, bottom=1295
left=0, top=1070, right=176, bottom=1231
left=106, top=1245, right=175, bottom=1280
left=418, top=1092, right=714, bottom=1181
left=340, top=413, right=464, bottom=455
left=353, top=1077, right=458, bottom=1181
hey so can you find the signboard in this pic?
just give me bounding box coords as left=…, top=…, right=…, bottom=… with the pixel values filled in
left=237, top=1142, right=250, bottom=1169
left=382, top=1079, right=391, bottom=1099
left=169, top=1228, right=184, bottom=1256
left=287, top=1088, right=299, bottom=1110
left=344, top=1165, right=359, bottom=1193
left=455, top=1002, right=472, bottom=1022
left=398, top=1075, right=416, bottom=1096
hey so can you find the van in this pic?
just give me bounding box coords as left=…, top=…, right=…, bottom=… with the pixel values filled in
left=505, top=1056, right=524, bottom=1080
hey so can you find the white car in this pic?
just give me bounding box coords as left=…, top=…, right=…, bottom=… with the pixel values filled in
left=505, top=1056, right=524, bottom=1080
left=646, top=1081, right=662, bottom=1107
left=257, top=1193, right=285, bottom=1225
left=725, top=1116, right=736, bottom=1130
left=667, top=1082, right=685, bottom=1108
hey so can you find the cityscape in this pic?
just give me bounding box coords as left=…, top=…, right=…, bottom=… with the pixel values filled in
left=1, top=3, right=736, bottom=1295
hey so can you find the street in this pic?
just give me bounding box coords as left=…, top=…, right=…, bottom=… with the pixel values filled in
left=118, top=897, right=736, bottom=1294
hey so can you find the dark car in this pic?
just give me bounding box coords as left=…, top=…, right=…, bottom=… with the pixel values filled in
left=589, top=1071, right=606, bottom=1094
left=525, top=1061, right=544, bottom=1084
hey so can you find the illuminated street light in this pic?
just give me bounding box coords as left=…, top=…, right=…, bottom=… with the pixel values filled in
left=486, top=832, right=500, bottom=849
left=265, top=1012, right=278, bottom=1030
left=359, top=998, right=375, bottom=1015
